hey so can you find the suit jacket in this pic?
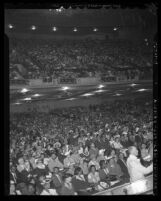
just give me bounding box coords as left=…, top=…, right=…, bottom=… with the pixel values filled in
left=60, top=184, right=75, bottom=195
left=52, top=174, right=63, bottom=189
left=16, top=169, right=30, bottom=184
left=10, top=171, right=17, bottom=183
left=72, top=176, right=90, bottom=192
left=117, top=159, right=130, bottom=178
left=99, top=168, right=109, bottom=181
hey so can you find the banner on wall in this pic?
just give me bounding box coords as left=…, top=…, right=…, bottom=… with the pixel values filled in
left=101, top=76, right=116, bottom=82
left=58, top=78, right=77, bottom=84
left=10, top=79, right=29, bottom=85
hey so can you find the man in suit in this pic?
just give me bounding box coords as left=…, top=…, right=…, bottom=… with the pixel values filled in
left=10, top=165, right=17, bottom=184
left=117, top=152, right=130, bottom=182
left=51, top=167, right=63, bottom=193
left=98, top=160, right=111, bottom=187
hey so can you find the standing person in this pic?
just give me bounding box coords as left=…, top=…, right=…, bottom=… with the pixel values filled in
left=127, top=146, right=153, bottom=182
left=117, top=152, right=130, bottom=182
left=51, top=167, right=63, bottom=193
left=99, top=160, right=110, bottom=184
left=107, top=157, right=123, bottom=179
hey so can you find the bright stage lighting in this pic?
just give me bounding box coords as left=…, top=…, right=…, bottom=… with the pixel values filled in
left=62, top=86, right=69, bottom=91
left=98, top=84, right=104, bottom=89
left=20, top=88, right=29, bottom=93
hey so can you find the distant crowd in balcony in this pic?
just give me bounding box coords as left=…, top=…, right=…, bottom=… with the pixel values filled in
left=9, top=38, right=153, bottom=81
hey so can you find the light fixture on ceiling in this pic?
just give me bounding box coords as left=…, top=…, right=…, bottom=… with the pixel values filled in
left=56, top=7, right=64, bottom=13
left=137, top=89, right=148, bottom=92
left=32, top=94, right=42, bottom=97
left=81, top=93, right=93, bottom=97
left=14, top=102, right=21, bottom=105
left=23, top=97, right=32, bottom=101
left=73, top=27, right=77, bottom=32
left=93, top=28, right=98, bottom=32
left=113, top=27, right=117, bottom=31
left=20, top=88, right=29, bottom=93
left=130, top=83, right=138, bottom=87
left=98, top=84, right=105, bottom=89
left=94, top=89, right=106, bottom=93
left=114, top=93, right=122, bottom=96
left=8, top=24, right=13, bottom=29
left=31, top=25, right=36, bottom=30
left=62, top=86, right=69, bottom=91
left=52, top=26, right=57, bottom=31
left=66, top=98, right=76, bottom=101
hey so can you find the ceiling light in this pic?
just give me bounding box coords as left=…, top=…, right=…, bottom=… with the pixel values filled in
left=73, top=27, right=77, bottom=32
left=31, top=25, right=36, bottom=30
left=66, top=98, right=76, bottom=101
left=62, top=86, right=69, bottom=90
left=8, top=24, right=13, bottom=29
left=81, top=93, right=93, bottom=97
left=93, top=28, right=98, bottom=32
left=14, top=102, right=21, bottom=105
left=94, top=89, right=106, bottom=93
left=98, top=84, right=104, bottom=89
left=23, top=97, right=31, bottom=101
left=113, top=27, right=117, bottom=31
left=137, top=89, right=147, bottom=92
left=52, top=27, right=57, bottom=31
left=20, top=88, right=29, bottom=93
left=130, top=83, right=137, bottom=87
left=114, top=93, right=122, bottom=96
left=32, top=94, right=42, bottom=97
left=56, top=7, right=63, bottom=13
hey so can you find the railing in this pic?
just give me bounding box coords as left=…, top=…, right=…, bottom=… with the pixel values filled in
left=94, top=174, right=153, bottom=195
left=10, top=79, right=29, bottom=85
left=58, top=78, right=77, bottom=84
left=10, top=75, right=152, bottom=88
left=101, top=76, right=116, bottom=82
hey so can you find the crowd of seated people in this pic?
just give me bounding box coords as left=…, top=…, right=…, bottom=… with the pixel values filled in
left=9, top=99, right=153, bottom=195
left=9, top=38, right=153, bottom=81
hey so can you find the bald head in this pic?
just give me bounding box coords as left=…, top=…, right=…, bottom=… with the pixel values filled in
left=128, top=146, right=138, bottom=156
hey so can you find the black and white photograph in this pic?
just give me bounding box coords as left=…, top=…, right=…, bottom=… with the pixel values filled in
left=5, top=4, right=157, bottom=195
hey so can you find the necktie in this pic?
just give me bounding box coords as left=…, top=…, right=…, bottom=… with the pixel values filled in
left=12, top=172, right=16, bottom=183
left=56, top=174, right=61, bottom=183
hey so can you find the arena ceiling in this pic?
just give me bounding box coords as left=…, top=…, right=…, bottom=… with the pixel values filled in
left=10, top=80, right=153, bottom=105
left=5, top=7, right=157, bottom=35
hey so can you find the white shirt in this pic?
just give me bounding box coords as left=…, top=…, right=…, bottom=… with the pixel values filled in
left=113, top=141, right=123, bottom=149
left=127, top=154, right=153, bottom=182
left=40, top=189, right=58, bottom=195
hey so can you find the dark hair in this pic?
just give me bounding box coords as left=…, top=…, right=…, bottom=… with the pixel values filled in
left=28, top=183, right=35, bottom=189
left=74, top=167, right=82, bottom=175
left=62, top=173, right=73, bottom=182
left=99, top=160, right=105, bottom=168
left=89, top=165, right=96, bottom=172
